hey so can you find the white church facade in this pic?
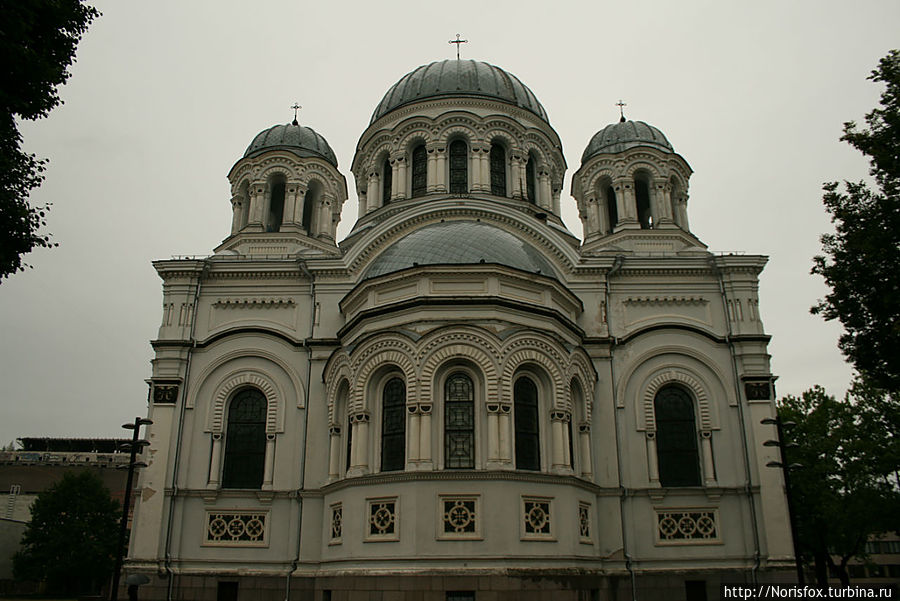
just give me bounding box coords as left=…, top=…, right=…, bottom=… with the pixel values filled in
left=127, top=59, right=794, bottom=601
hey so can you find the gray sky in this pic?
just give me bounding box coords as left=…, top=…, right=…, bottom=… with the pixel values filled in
left=1, top=0, right=897, bottom=446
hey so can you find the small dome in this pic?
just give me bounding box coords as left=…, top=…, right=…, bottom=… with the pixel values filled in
left=244, top=123, right=338, bottom=167
left=365, top=221, right=555, bottom=279
left=581, top=120, right=673, bottom=164
left=371, top=59, right=549, bottom=125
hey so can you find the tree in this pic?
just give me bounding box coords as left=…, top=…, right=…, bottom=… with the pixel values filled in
left=0, top=0, right=99, bottom=281
left=13, top=470, right=120, bottom=595
left=778, top=386, right=900, bottom=586
left=811, top=50, right=900, bottom=394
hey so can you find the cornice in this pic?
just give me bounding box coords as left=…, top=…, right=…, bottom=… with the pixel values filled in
left=317, top=469, right=612, bottom=495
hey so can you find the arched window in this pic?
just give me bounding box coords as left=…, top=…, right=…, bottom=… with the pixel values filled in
left=382, top=157, right=392, bottom=205
left=267, top=179, right=285, bottom=232
left=635, top=175, right=652, bottom=229
left=514, top=376, right=541, bottom=471
left=449, top=140, right=468, bottom=194
left=525, top=156, right=536, bottom=204
left=238, top=181, right=250, bottom=230
left=605, top=185, right=618, bottom=233
left=654, top=385, right=701, bottom=487
left=444, top=372, right=474, bottom=469
left=302, top=182, right=319, bottom=233
left=381, top=377, right=406, bottom=471
left=490, top=143, right=506, bottom=197
left=222, top=388, right=267, bottom=489
left=411, top=145, right=427, bottom=198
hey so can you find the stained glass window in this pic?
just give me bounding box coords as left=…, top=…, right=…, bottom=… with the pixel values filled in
left=445, top=373, right=474, bottom=469
left=381, top=378, right=406, bottom=471
left=514, top=377, right=540, bottom=471
left=449, top=140, right=468, bottom=194
left=222, top=388, right=267, bottom=489
left=654, top=385, right=701, bottom=487
left=490, top=143, right=506, bottom=196
left=411, top=145, right=427, bottom=198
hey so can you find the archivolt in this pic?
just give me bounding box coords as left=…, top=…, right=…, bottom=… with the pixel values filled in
left=210, top=371, right=281, bottom=435
left=500, top=341, right=565, bottom=408
left=642, top=369, right=712, bottom=431
left=418, top=335, right=501, bottom=403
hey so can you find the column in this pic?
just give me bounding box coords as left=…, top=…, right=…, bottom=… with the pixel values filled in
left=654, top=179, right=676, bottom=227
left=647, top=431, right=660, bottom=483
left=230, top=196, right=242, bottom=234
left=676, top=193, right=690, bottom=231
left=578, top=424, right=593, bottom=479
left=390, top=159, right=400, bottom=200
left=407, top=405, right=420, bottom=468
left=328, top=426, right=341, bottom=479
left=318, top=195, right=333, bottom=239
left=478, top=146, right=490, bottom=192
left=262, top=434, right=275, bottom=490
left=207, top=434, right=222, bottom=488
left=280, top=183, right=300, bottom=231
left=551, top=411, right=566, bottom=471
left=435, top=146, right=447, bottom=192
left=394, top=156, right=407, bottom=200
left=701, top=430, right=716, bottom=485
left=366, top=172, right=380, bottom=213
left=349, top=412, right=370, bottom=476
left=510, top=155, right=524, bottom=199
left=486, top=403, right=500, bottom=467
left=246, top=184, right=265, bottom=231
left=614, top=178, right=639, bottom=229
left=419, top=404, right=432, bottom=469
left=498, top=403, right=512, bottom=465
left=539, top=171, right=553, bottom=211
left=426, top=145, right=438, bottom=193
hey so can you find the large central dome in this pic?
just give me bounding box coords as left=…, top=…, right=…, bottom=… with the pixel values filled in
left=365, top=221, right=555, bottom=279
left=370, top=59, right=549, bottom=125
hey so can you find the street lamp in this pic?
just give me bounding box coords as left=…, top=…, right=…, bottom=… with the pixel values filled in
left=111, top=417, right=152, bottom=601
left=761, top=416, right=804, bottom=584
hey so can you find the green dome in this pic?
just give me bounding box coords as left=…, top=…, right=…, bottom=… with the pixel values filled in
left=365, top=221, right=555, bottom=279
left=581, top=120, right=673, bottom=164
left=371, top=60, right=549, bottom=125
left=244, top=123, right=338, bottom=166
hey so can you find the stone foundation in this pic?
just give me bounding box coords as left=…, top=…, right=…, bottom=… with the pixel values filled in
left=127, top=569, right=793, bottom=601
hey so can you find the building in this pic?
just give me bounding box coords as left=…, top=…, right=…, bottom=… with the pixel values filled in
left=127, top=59, right=794, bottom=601
left=0, top=438, right=130, bottom=584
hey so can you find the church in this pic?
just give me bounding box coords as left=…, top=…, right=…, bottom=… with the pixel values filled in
left=126, top=58, right=794, bottom=601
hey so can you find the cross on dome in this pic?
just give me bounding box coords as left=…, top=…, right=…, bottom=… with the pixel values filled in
left=448, top=34, right=468, bottom=60
left=616, top=99, right=627, bottom=122
left=291, top=102, right=302, bottom=125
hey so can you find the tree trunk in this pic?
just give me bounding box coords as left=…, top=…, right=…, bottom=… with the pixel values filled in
left=814, top=552, right=829, bottom=586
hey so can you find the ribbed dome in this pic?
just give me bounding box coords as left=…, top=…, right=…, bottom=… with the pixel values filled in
left=371, top=60, right=549, bottom=125
left=365, top=221, right=555, bottom=279
left=244, top=123, right=338, bottom=166
left=581, top=120, right=673, bottom=164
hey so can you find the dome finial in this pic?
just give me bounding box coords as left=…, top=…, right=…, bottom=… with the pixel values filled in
left=448, top=33, right=468, bottom=60
left=616, top=99, right=627, bottom=123
left=291, top=102, right=302, bottom=126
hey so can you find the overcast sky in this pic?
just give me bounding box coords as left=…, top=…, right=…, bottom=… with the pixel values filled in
left=1, top=0, right=897, bottom=446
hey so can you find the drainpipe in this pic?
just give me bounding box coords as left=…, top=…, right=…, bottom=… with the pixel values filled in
left=286, top=260, right=315, bottom=601
left=164, top=260, right=207, bottom=601
left=606, top=255, right=636, bottom=601
left=710, top=257, right=762, bottom=583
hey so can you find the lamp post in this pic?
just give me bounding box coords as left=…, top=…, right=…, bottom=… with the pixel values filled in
left=761, top=416, right=804, bottom=584
left=110, top=417, right=152, bottom=601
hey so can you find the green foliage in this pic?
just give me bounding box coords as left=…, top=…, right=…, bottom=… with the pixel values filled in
left=778, top=386, right=900, bottom=585
left=811, top=50, right=900, bottom=394
left=0, top=0, right=99, bottom=281
left=13, top=470, right=120, bottom=595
